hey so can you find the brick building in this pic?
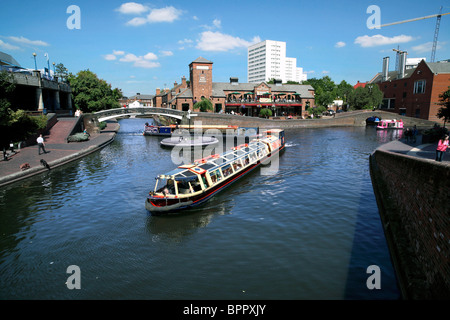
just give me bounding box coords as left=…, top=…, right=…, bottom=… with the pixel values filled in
left=153, top=57, right=315, bottom=118
left=369, top=56, right=450, bottom=122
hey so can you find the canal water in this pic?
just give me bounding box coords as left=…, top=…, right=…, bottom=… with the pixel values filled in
left=0, top=118, right=402, bottom=300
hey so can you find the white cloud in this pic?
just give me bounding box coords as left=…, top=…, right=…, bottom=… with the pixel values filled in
left=0, top=39, right=20, bottom=50
left=9, top=36, right=49, bottom=47
left=305, top=70, right=315, bottom=74
left=354, top=34, right=414, bottom=47
left=147, top=6, right=182, bottom=23
left=196, top=31, right=260, bottom=52
left=322, top=70, right=330, bottom=74
left=335, top=41, right=346, bottom=48
left=178, top=38, right=193, bottom=44
left=116, top=2, right=149, bottom=15
left=143, top=52, right=158, bottom=60
left=125, top=5, right=182, bottom=26
left=213, top=19, right=221, bottom=28
left=412, top=41, right=443, bottom=53
left=126, top=17, right=147, bottom=26
left=119, top=53, right=139, bottom=62
left=104, top=54, right=117, bottom=61
left=113, top=50, right=125, bottom=55
left=109, top=51, right=161, bottom=68
left=160, top=50, right=173, bottom=56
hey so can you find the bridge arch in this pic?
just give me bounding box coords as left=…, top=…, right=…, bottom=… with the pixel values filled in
left=94, top=107, right=188, bottom=122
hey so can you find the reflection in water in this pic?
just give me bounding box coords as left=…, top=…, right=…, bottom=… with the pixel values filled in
left=376, top=128, right=403, bottom=143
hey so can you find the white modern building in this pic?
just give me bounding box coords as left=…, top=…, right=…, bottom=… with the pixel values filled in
left=248, top=40, right=307, bottom=83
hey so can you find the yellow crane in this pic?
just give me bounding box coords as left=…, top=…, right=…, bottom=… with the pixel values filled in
left=369, top=7, right=450, bottom=62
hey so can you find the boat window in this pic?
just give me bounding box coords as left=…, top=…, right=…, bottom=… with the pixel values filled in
left=190, top=177, right=203, bottom=192
left=244, top=156, right=250, bottom=166
left=209, top=169, right=222, bottom=184
left=232, top=159, right=243, bottom=171
left=178, top=180, right=192, bottom=194
left=249, top=152, right=257, bottom=163
left=222, top=164, right=233, bottom=177
left=156, top=178, right=176, bottom=195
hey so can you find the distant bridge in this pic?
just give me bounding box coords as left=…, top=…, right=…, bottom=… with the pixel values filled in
left=94, top=107, right=191, bottom=122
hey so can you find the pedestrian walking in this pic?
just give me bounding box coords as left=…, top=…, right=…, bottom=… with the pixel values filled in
left=37, top=134, right=48, bottom=155
left=435, top=134, right=449, bottom=162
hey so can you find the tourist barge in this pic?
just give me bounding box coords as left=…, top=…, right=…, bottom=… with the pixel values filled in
left=145, top=129, right=285, bottom=214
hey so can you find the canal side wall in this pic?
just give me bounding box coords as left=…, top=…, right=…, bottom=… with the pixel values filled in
left=369, top=149, right=450, bottom=299
left=186, top=110, right=438, bottom=129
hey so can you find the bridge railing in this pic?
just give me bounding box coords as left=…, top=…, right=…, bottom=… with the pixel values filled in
left=94, top=107, right=187, bottom=119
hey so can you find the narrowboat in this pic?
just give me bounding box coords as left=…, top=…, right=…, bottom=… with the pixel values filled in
left=145, top=129, right=285, bottom=214
left=376, top=119, right=404, bottom=130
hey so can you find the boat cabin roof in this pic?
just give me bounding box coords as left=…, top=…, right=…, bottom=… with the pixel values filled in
left=156, top=134, right=279, bottom=181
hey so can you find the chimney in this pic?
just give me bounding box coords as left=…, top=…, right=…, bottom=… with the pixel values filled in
left=230, top=77, right=239, bottom=85
left=174, top=81, right=178, bottom=87
left=398, top=51, right=407, bottom=79
left=156, top=88, right=160, bottom=95
left=181, top=76, right=186, bottom=87
left=274, top=79, right=282, bottom=86
left=382, top=57, right=389, bottom=82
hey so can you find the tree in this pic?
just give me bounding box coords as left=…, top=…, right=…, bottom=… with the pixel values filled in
left=437, top=87, right=450, bottom=128
left=347, top=84, right=383, bottom=110
left=67, top=70, right=123, bottom=113
left=193, top=97, right=213, bottom=112
left=336, top=80, right=354, bottom=104
left=55, top=63, right=68, bottom=81
left=259, top=108, right=272, bottom=118
left=303, top=76, right=337, bottom=107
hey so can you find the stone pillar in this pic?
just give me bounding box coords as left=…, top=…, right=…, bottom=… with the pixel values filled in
left=54, top=90, right=61, bottom=110
left=67, top=93, right=72, bottom=109
left=36, top=88, right=44, bottom=111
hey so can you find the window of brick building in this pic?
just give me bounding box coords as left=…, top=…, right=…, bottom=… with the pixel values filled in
left=413, top=80, right=426, bottom=94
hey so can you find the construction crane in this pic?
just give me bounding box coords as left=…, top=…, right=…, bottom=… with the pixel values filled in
left=369, top=7, right=450, bottom=62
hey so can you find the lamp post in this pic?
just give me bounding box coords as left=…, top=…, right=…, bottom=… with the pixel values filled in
left=32, top=52, right=37, bottom=70
left=52, top=62, right=56, bottom=76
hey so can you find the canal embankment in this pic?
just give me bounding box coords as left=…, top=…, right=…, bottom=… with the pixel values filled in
left=0, top=119, right=120, bottom=188
left=369, top=145, right=450, bottom=299
left=186, top=110, right=438, bottom=129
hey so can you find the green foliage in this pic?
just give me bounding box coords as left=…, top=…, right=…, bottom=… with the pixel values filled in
left=55, top=63, right=68, bottom=81
left=307, top=105, right=326, bottom=117
left=98, top=121, right=107, bottom=130
left=303, top=77, right=356, bottom=107
left=259, top=108, right=272, bottom=118
left=193, top=98, right=213, bottom=112
left=437, top=86, right=450, bottom=127
left=347, top=84, right=383, bottom=110
left=68, top=70, right=123, bottom=113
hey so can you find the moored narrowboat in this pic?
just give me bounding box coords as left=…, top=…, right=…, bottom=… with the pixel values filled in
left=145, top=129, right=285, bottom=214
left=376, top=119, right=404, bottom=130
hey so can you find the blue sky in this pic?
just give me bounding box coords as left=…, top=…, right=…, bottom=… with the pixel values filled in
left=1, top=0, right=449, bottom=97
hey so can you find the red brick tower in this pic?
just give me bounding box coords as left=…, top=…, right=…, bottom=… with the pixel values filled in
left=189, top=57, right=213, bottom=103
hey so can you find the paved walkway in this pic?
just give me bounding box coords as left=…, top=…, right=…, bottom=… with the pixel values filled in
left=376, top=134, right=449, bottom=163
left=0, top=120, right=120, bottom=187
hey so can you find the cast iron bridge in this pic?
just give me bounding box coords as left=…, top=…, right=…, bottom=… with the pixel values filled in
left=94, top=107, right=191, bottom=123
